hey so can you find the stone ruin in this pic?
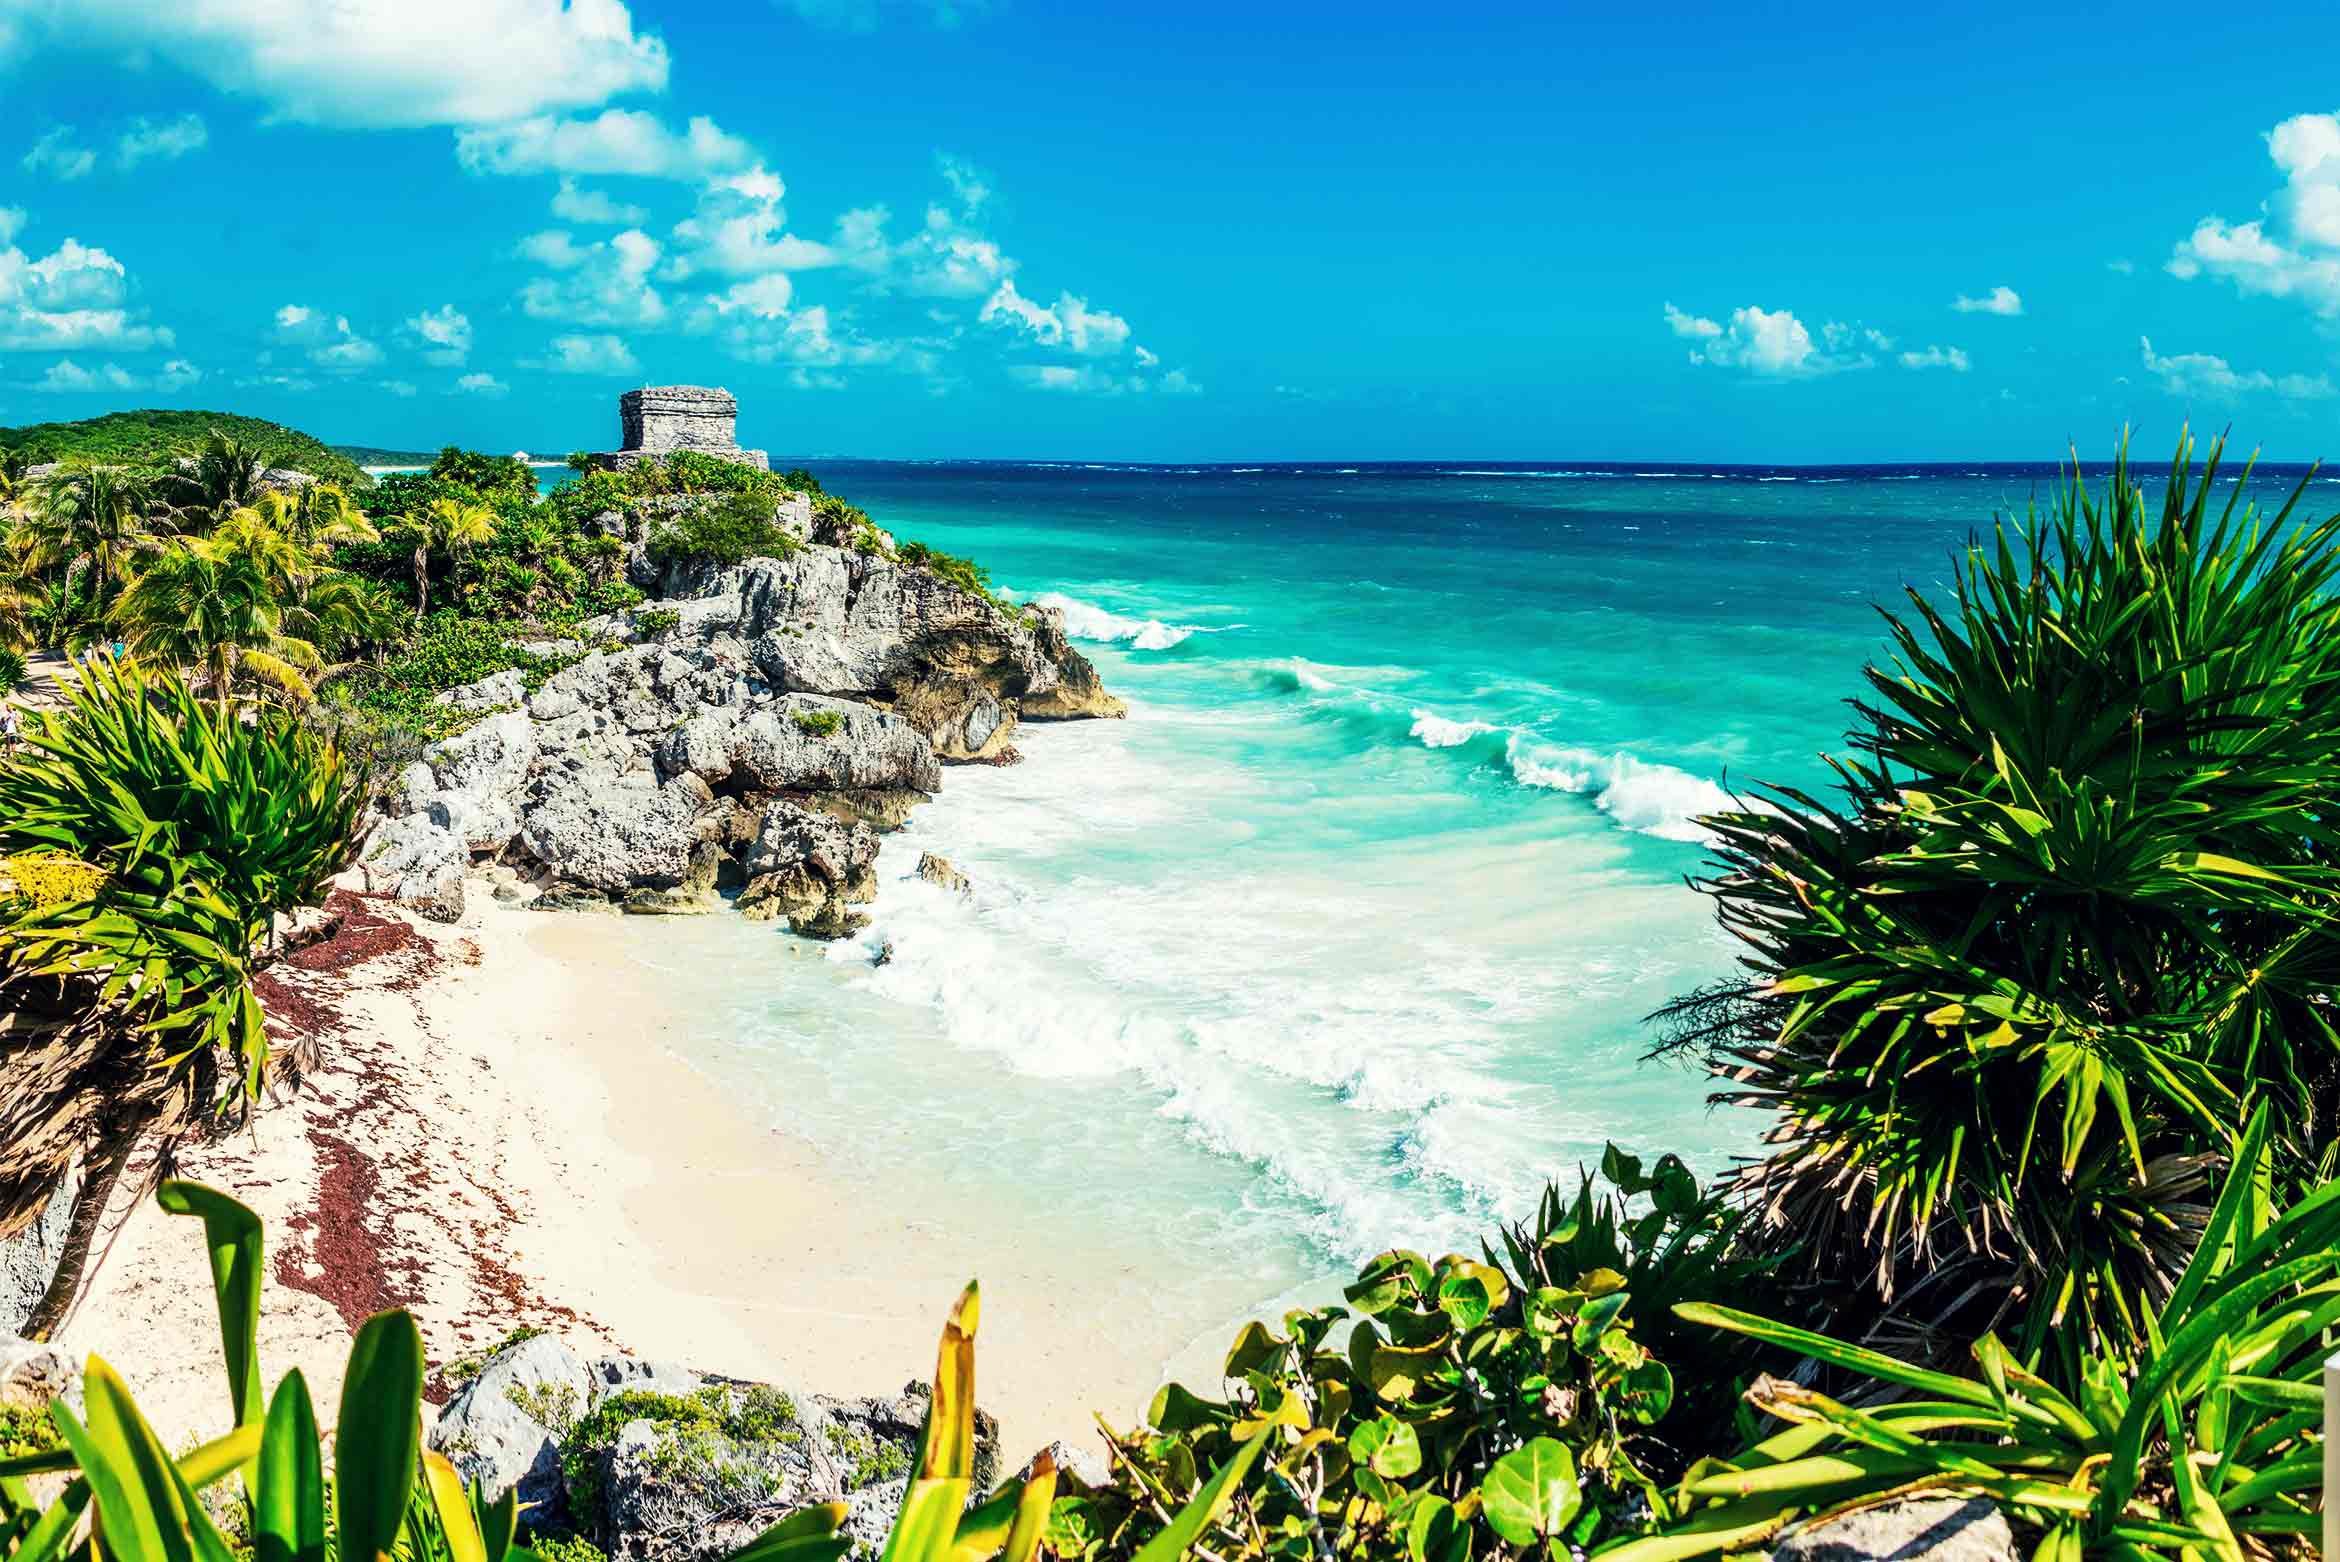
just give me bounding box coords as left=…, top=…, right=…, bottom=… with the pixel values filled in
left=589, top=384, right=769, bottom=471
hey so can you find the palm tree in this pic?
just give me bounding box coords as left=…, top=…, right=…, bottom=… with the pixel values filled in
left=17, top=464, right=166, bottom=624
left=265, top=482, right=377, bottom=551
left=114, top=536, right=320, bottom=713
left=162, top=432, right=274, bottom=527
left=399, top=496, right=495, bottom=620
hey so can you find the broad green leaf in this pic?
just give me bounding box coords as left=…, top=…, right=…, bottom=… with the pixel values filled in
left=255, top=1371, right=325, bottom=1562
left=1479, top=1437, right=1581, bottom=1547
left=336, top=1310, right=425, bottom=1562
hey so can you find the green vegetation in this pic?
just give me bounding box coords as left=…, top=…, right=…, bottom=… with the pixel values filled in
left=896, top=540, right=994, bottom=601
left=645, top=488, right=804, bottom=568
left=0, top=656, right=358, bottom=1337
left=0, top=409, right=364, bottom=485
left=558, top=1383, right=807, bottom=1533
left=1659, top=434, right=2340, bottom=1376
left=1617, top=1105, right=2328, bottom=1562
left=0, top=1183, right=1252, bottom=1562
left=632, top=607, right=681, bottom=638
left=792, top=707, right=845, bottom=737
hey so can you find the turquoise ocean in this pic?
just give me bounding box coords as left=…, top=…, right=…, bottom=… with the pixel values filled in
left=528, top=458, right=2325, bottom=1365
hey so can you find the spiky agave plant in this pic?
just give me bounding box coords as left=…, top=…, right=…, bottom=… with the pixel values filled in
left=0, top=654, right=358, bottom=1336
left=1657, top=431, right=2340, bottom=1377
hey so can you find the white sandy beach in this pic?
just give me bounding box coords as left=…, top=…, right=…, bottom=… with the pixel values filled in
left=55, top=890, right=1169, bottom=1458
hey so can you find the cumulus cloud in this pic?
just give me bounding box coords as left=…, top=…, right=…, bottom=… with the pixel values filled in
left=402, top=304, right=472, bottom=366
left=1009, top=362, right=1197, bottom=395
left=2139, top=336, right=2334, bottom=399
left=666, top=165, right=837, bottom=278
left=0, top=0, right=671, bottom=130
left=2168, top=113, right=2340, bottom=315
left=273, top=303, right=383, bottom=369
left=1899, top=345, right=1971, bottom=371
left=979, top=280, right=1133, bottom=355
left=382, top=379, right=419, bottom=397
left=536, top=332, right=639, bottom=373
left=551, top=179, right=647, bottom=225
left=457, top=109, right=752, bottom=180
left=116, top=114, right=207, bottom=169
left=1952, top=285, right=2023, bottom=316
left=22, top=127, right=93, bottom=181
left=0, top=231, right=172, bottom=350
left=1663, top=302, right=1868, bottom=377
left=456, top=370, right=509, bottom=396
left=34, top=357, right=200, bottom=393
left=518, top=227, right=666, bottom=326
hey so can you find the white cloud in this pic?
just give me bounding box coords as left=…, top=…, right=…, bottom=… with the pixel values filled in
left=1664, top=302, right=1865, bottom=377
left=1899, top=345, right=1971, bottom=372
left=456, top=371, right=509, bottom=396
left=1952, top=285, right=2023, bottom=316
left=1008, top=362, right=1199, bottom=395
left=2168, top=113, right=2340, bottom=315
left=34, top=357, right=200, bottom=392
left=537, top=332, right=638, bottom=373
left=2106, top=258, right=2136, bottom=275
left=457, top=109, right=752, bottom=180
left=0, top=0, right=670, bottom=130
left=979, top=279, right=1132, bottom=354
left=551, top=178, right=646, bottom=225
left=518, top=227, right=665, bottom=326
left=22, top=127, right=93, bottom=181
left=0, top=231, right=171, bottom=349
left=2139, top=335, right=2334, bottom=399
left=273, top=304, right=383, bottom=369
left=382, top=378, right=419, bottom=397
left=115, top=114, right=206, bottom=169
left=402, top=304, right=472, bottom=366
left=666, top=164, right=837, bottom=278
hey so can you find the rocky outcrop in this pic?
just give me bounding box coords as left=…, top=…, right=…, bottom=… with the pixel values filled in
left=370, top=516, right=1118, bottom=932
left=0, top=1167, right=74, bottom=1334
left=430, top=1335, right=999, bottom=1562
left=914, top=854, right=969, bottom=896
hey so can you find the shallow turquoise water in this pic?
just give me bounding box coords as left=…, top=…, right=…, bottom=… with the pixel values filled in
left=570, top=459, right=2328, bottom=1353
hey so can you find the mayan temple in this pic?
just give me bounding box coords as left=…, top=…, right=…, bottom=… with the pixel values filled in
left=590, top=384, right=769, bottom=471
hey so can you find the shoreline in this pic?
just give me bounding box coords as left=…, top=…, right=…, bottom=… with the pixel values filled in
left=60, top=886, right=1174, bottom=1458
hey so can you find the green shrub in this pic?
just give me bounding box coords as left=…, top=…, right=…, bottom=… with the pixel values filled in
left=1658, top=431, right=2340, bottom=1374
left=632, top=608, right=682, bottom=638
left=1063, top=1150, right=1766, bottom=1561
left=791, top=708, right=844, bottom=737
left=896, top=541, right=994, bottom=601
left=1623, top=1105, right=2331, bottom=1562
left=352, top=614, right=586, bottom=721
left=645, top=491, right=803, bottom=568
left=429, top=445, right=537, bottom=499
left=0, top=647, right=25, bottom=693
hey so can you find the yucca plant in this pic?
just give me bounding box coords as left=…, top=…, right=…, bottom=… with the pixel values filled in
left=1659, top=431, right=2340, bottom=1374
left=1602, top=1104, right=2329, bottom=1562
left=0, top=655, right=358, bottom=1337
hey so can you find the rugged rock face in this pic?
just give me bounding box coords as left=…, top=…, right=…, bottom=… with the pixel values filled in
left=366, top=520, right=1119, bottom=932
left=430, top=1334, right=999, bottom=1562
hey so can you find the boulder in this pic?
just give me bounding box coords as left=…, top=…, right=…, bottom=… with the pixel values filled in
left=0, top=1333, right=77, bottom=1413
left=914, top=854, right=969, bottom=895
left=727, top=699, right=941, bottom=795
left=519, top=777, right=705, bottom=896
left=738, top=802, right=878, bottom=934
left=588, top=1357, right=705, bottom=1399
left=1774, top=1496, right=2017, bottom=1562
left=428, top=1334, right=598, bottom=1517
left=425, top=711, right=537, bottom=854
left=359, top=814, right=467, bottom=923
left=434, top=668, right=529, bottom=715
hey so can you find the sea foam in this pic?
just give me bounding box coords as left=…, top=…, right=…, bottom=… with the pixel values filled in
left=1028, top=590, right=1206, bottom=650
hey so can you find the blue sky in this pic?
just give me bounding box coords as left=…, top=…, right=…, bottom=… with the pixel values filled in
left=2, top=1, right=2340, bottom=461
